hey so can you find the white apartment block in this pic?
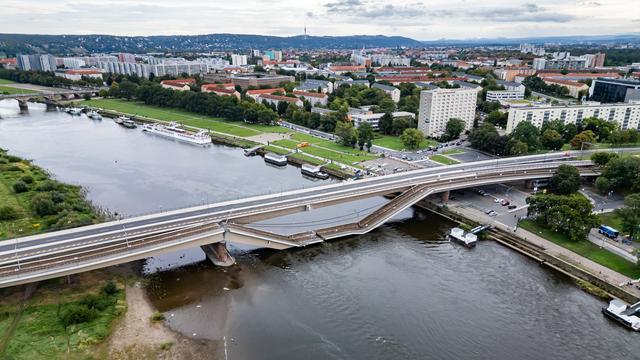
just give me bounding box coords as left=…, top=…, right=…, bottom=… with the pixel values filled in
left=231, top=54, right=248, bottom=66
left=418, top=88, right=477, bottom=138
left=351, top=111, right=415, bottom=130
left=486, top=90, right=525, bottom=102
left=506, top=103, right=640, bottom=133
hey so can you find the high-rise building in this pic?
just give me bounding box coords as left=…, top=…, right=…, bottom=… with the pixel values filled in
left=418, top=88, right=477, bottom=138
left=589, top=78, right=640, bottom=103
left=507, top=103, right=640, bottom=133
left=117, top=53, right=136, bottom=63
left=16, top=54, right=57, bottom=71
left=231, top=54, right=248, bottom=66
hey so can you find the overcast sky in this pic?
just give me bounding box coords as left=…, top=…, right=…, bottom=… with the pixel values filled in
left=1, top=0, right=637, bottom=40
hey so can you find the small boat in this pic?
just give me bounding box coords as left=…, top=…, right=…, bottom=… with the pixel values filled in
left=87, top=110, right=102, bottom=120
left=142, top=122, right=211, bottom=145
left=67, top=107, right=82, bottom=115
left=602, top=299, right=640, bottom=331
left=115, top=116, right=129, bottom=125
left=449, top=227, right=477, bottom=248
left=122, top=119, right=137, bottom=128
left=264, top=153, right=287, bottom=167
left=301, top=164, right=330, bottom=179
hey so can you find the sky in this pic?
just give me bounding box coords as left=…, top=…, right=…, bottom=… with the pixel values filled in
left=1, top=0, right=638, bottom=40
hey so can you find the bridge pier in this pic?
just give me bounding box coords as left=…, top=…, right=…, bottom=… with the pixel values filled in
left=17, top=99, right=28, bottom=112
left=201, top=242, right=235, bottom=267
left=524, top=180, right=534, bottom=189
left=440, top=190, right=450, bottom=203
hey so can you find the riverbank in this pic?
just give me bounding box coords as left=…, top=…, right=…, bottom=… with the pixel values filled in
left=0, top=149, right=104, bottom=240
left=416, top=199, right=640, bottom=304
left=78, top=99, right=359, bottom=179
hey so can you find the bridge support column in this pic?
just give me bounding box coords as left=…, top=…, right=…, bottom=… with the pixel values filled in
left=45, top=100, right=58, bottom=111
left=201, top=243, right=235, bottom=267
left=440, top=191, right=450, bottom=203
left=17, top=99, right=28, bottom=112
left=524, top=180, right=534, bottom=189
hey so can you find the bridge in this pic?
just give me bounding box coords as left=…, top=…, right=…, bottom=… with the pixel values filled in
left=0, top=153, right=600, bottom=288
left=0, top=87, right=102, bottom=111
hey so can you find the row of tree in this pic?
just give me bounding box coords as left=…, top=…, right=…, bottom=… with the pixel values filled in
left=108, top=81, right=279, bottom=125
left=470, top=117, right=637, bottom=156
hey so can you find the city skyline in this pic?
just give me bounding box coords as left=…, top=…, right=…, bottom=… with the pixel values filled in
left=1, top=0, right=637, bottom=40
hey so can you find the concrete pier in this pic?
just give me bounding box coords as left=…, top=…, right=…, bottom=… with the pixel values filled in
left=17, top=99, right=28, bottom=112
left=201, top=242, right=235, bottom=267
left=440, top=190, right=450, bottom=203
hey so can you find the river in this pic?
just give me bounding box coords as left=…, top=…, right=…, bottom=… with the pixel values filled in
left=0, top=101, right=638, bottom=359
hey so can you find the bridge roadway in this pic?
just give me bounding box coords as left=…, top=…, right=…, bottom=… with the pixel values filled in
left=0, top=155, right=599, bottom=287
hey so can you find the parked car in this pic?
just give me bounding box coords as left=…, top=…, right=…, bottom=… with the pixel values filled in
left=501, top=200, right=510, bottom=206
left=493, top=198, right=503, bottom=203
left=507, top=205, right=517, bottom=210
left=484, top=209, right=492, bottom=214
left=489, top=211, right=498, bottom=217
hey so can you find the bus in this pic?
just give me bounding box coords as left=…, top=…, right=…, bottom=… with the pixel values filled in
left=598, top=225, right=620, bottom=239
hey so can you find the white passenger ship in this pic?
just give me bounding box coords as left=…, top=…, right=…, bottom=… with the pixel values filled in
left=142, top=122, right=211, bottom=145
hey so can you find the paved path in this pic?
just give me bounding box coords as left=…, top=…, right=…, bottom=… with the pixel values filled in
left=448, top=204, right=640, bottom=297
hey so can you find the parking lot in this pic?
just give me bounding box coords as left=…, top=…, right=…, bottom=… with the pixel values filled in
left=447, top=183, right=532, bottom=229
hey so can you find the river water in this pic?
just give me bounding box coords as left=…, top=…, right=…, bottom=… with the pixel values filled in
left=1, top=101, right=638, bottom=359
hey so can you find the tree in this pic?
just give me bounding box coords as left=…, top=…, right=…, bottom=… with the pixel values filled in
left=549, top=165, right=581, bottom=195
left=570, top=130, right=596, bottom=150
left=468, top=123, right=508, bottom=155
left=443, top=118, right=465, bottom=141
left=510, top=121, right=540, bottom=151
left=334, top=121, right=358, bottom=147
left=485, top=111, right=508, bottom=128
left=378, top=112, right=393, bottom=135
left=595, top=176, right=611, bottom=194
left=602, top=156, right=640, bottom=192
left=400, top=128, right=424, bottom=150
left=31, top=193, right=58, bottom=217
left=506, top=138, right=528, bottom=155
left=540, top=129, right=564, bottom=150
left=582, top=117, right=618, bottom=141
left=391, top=117, right=413, bottom=136
left=357, top=122, right=374, bottom=150
left=527, top=193, right=598, bottom=242
left=614, top=194, right=640, bottom=240
left=591, top=152, right=618, bottom=167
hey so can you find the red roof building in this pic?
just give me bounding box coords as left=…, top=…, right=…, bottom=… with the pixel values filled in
left=161, top=79, right=196, bottom=91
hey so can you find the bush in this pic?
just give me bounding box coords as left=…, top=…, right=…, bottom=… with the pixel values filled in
left=102, top=281, right=118, bottom=296
left=5, top=155, right=21, bottom=163
left=20, top=175, right=34, bottom=184
left=12, top=180, right=28, bottom=193
left=60, top=304, right=99, bottom=326
left=79, top=294, right=112, bottom=311
left=150, top=311, right=165, bottom=322
left=51, top=191, right=65, bottom=203
left=0, top=205, right=20, bottom=220
left=7, top=165, right=22, bottom=172
left=31, top=193, right=58, bottom=216
left=36, top=180, right=59, bottom=192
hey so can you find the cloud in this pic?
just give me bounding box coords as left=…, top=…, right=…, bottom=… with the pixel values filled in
left=468, top=3, right=575, bottom=23
left=324, top=0, right=426, bottom=18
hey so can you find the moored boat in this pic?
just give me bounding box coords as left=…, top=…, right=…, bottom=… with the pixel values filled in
left=264, top=153, right=287, bottom=166
left=66, top=107, right=82, bottom=115
left=87, top=110, right=102, bottom=120
left=122, top=119, right=137, bottom=128
left=142, top=122, right=211, bottom=145
left=301, top=163, right=329, bottom=179
left=602, top=299, right=640, bottom=331
left=115, top=115, right=129, bottom=124
left=449, top=227, right=477, bottom=248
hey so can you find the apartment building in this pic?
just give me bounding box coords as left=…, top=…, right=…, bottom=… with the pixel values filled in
left=486, top=90, right=525, bottom=102
left=418, top=88, right=477, bottom=138
left=506, top=103, right=640, bottom=133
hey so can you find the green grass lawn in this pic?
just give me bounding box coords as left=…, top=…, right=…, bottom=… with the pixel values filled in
left=598, top=213, right=624, bottom=233
left=82, top=99, right=290, bottom=138
left=372, top=134, right=438, bottom=151
left=0, top=79, right=16, bottom=84
left=289, top=152, right=326, bottom=166
left=274, top=137, right=377, bottom=165
left=0, top=278, right=125, bottom=360
left=520, top=219, right=640, bottom=278
left=289, top=133, right=376, bottom=157
left=0, top=85, right=34, bottom=95
left=441, top=148, right=465, bottom=155
left=429, top=154, right=460, bottom=165
left=263, top=145, right=290, bottom=155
